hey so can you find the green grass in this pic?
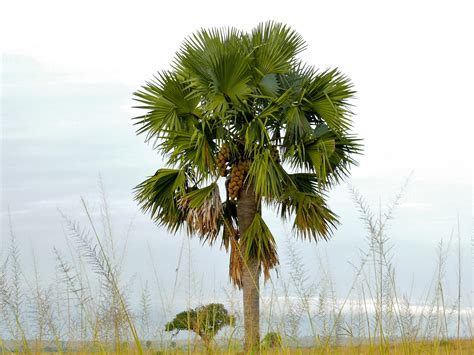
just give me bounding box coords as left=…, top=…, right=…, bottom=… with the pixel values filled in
left=6, top=338, right=473, bottom=354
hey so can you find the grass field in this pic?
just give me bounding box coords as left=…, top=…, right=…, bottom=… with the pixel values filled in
left=3, top=338, right=473, bottom=354
left=1, top=185, right=472, bottom=354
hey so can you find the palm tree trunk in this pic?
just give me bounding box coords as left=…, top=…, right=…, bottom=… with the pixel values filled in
left=237, top=185, right=260, bottom=352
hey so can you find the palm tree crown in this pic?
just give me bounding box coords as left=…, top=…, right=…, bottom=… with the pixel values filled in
left=133, top=22, right=361, bottom=286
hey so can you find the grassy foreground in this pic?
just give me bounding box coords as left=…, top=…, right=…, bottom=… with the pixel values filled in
left=9, top=338, right=472, bottom=354
left=2, top=338, right=474, bottom=354
left=1, top=183, right=472, bottom=354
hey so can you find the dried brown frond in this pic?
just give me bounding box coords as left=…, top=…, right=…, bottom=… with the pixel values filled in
left=229, top=236, right=243, bottom=288
left=181, top=183, right=222, bottom=244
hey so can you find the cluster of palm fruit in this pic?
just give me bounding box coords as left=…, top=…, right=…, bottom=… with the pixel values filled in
left=218, top=143, right=279, bottom=199
left=227, top=160, right=251, bottom=200
left=217, top=144, right=231, bottom=176
left=270, top=144, right=280, bottom=162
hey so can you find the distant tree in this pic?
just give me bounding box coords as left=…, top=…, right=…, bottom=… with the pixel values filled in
left=165, top=303, right=233, bottom=349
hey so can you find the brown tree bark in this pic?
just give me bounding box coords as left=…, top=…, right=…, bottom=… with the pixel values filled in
left=237, top=184, right=260, bottom=352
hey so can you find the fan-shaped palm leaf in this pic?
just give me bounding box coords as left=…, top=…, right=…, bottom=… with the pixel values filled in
left=134, top=168, right=188, bottom=232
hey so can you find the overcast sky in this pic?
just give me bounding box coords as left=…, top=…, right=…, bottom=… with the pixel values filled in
left=1, top=0, right=472, bottom=314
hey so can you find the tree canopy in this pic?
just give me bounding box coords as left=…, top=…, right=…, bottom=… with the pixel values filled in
left=133, top=22, right=361, bottom=286
left=165, top=303, right=234, bottom=347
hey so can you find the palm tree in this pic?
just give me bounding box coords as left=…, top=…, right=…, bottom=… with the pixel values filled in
left=133, top=22, right=361, bottom=351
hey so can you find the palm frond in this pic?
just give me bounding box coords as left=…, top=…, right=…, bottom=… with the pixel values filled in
left=180, top=183, right=222, bottom=244
left=244, top=116, right=271, bottom=153
left=279, top=189, right=339, bottom=242
left=160, top=127, right=218, bottom=178
left=220, top=200, right=238, bottom=252
left=250, top=21, right=306, bottom=76
left=134, top=168, right=189, bottom=233
left=246, top=150, right=287, bottom=200
left=239, top=213, right=279, bottom=281
left=133, top=71, right=200, bottom=142
left=175, top=27, right=252, bottom=112
left=284, top=123, right=362, bottom=186
left=229, top=236, right=243, bottom=288
left=220, top=200, right=241, bottom=287
left=286, top=173, right=320, bottom=194
left=257, top=73, right=280, bottom=98
left=303, top=68, right=356, bottom=133
left=282, top=106, right=312, bottom=145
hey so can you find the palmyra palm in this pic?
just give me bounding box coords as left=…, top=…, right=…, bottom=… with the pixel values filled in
left=133, top=21, right=361, bottom=351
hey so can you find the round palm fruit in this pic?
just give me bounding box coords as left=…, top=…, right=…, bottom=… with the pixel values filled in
left=270, top=145, right=280, bottom=163
left=227, top=160, right=249, bottom=200
left=217, top=144, right=231, bottom=176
